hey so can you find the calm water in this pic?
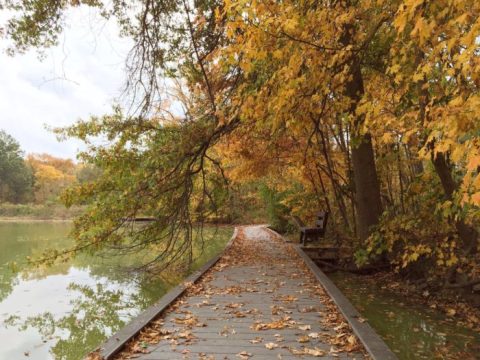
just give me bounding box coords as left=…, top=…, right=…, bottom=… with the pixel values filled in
left=329, top=272, right=480, bottom=359
left=0, top=222, right=231, bottom=360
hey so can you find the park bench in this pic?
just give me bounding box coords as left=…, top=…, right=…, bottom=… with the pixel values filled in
left=295, top=211, right=329, bottom=246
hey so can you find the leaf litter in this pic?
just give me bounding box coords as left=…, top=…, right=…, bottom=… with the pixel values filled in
left=89, top=226, right=368, bottom=359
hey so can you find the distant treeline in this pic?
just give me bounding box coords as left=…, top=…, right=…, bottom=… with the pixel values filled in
left=0, top=130, right=100, bottom=207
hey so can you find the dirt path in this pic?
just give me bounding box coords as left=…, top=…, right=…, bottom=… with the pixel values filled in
left=114, top=225, right=366, bottom=359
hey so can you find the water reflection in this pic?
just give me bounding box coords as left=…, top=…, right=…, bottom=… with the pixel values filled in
left=0, top=222, right=231, bottom=359
left=4, top=270, right=157, bottom=359
left=329, top=272, right=480, bottom=359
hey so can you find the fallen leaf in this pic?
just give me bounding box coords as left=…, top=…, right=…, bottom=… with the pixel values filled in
left=249, top=337, right=263, bottom=344
left=304, top=347, right=326, bottom=356
left=447, top=308, right=456, bottom=316
left=298, top=324, right=311, bottom=331
left=237, top=351, right=252, bottom=359
left=297, top=335, right=310, bottom=343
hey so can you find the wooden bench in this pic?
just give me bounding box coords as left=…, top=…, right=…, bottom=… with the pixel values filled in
left=298, top=211, right=329, bottom=246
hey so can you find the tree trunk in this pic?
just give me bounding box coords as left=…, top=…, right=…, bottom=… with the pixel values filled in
left=338, top=6, right=383, bottom=241
left=351, top=132, right=383, bottom=240
left=431, top=151, right=478, bottom=254
left=345, top=60, right=383, bottom=241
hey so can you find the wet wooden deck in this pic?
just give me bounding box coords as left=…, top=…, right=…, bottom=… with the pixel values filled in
left=111, top=225, right=370, bottom=359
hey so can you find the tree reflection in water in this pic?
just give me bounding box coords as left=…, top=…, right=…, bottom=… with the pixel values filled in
left=6, top=279, right=162, bottom=360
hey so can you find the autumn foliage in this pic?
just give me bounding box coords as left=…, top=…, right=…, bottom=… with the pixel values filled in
left=0, top=132, right=99, bottom=209
left=26, top=154, right=77, bottom=203
left=3, top=0, right=480, bottom=294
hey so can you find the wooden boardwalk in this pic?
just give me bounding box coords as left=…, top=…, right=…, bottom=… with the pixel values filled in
left=113, top=225, right=366, bottom=359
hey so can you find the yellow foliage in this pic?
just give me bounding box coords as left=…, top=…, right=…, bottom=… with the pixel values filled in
left=26, top=154, right=77, bottom=203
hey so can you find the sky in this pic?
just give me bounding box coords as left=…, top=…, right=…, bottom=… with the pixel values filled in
left=0, top=6, right=133, bottom=159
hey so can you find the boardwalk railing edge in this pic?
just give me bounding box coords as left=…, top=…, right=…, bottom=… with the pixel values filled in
left=264, top=226, right=398, bottom=360
left=98, top=227, right=239, bottom=360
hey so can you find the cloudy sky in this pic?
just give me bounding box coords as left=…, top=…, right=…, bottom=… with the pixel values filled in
left=0, top=7, right=133, bottom=159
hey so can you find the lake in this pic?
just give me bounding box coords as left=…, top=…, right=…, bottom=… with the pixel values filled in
left=0, top=222, right=232, bottom=360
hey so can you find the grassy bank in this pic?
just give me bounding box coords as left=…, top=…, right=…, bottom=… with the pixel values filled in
left=0, top=203, right=85, bottom=220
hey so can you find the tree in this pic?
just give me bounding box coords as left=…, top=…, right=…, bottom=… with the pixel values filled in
left=3, top=0, right=480, bottom=291
left=0, top=130, right=33, bottom=203
left=26, top=154, right=76, bottom=203
left=217, top=0, right=393, bottom=240
left=4, top=0, right=241, bottom=270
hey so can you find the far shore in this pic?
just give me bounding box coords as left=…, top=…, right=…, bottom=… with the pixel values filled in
left=0, top=203, right=85, bottom=222
left=0, top=217, right=73, bottom=222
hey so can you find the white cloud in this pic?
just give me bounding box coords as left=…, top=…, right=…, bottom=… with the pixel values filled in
left=0, top=6, right=132, bottom=159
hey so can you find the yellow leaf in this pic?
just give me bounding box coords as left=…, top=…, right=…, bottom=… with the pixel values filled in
left=467, top=156, right=480, bottom=171
left=471, top=192, right=480, bottom=205
left=449, top=97, right=464, bottom=107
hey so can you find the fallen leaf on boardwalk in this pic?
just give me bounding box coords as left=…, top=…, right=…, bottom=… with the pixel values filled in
left=279, top=295, right=298, bottom=302
left=199, top=354, right=215, bottom=360
left=297, top=335, right=310, bottom=343
left=271, top=305, right=284, bottom=315
left=237, top=351, right=252, bottom=359
left=333, top=322, right=349, bottom=332
left=174, top=314, right=199, bottom=327
left=195, top=300, right=210, bottom=307
left=249, top=337, right=263, bottom=344
left=329, top=346, right=340, bottom=354
left=177, top=330, right=192, bottom=339
left=344, top=335, right=360, bottom=351
left=265, top=342, right=278, bottom=349
left=289, top=347, right=326, bottom=356
left=304, top=347, right=327, bottom=356
left=130, top=342, right=151, bottom=354
left=216, top=263, right=228, bottom=271
left=298, top=324, right=311, bottom=331
left=253, top=319, right=291, bottom=330
left=300, top=306, right=317, bottom=313
left=225, top=303, right=244, bottom=309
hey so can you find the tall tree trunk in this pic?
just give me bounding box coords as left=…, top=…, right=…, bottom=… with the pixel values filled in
left=431, top=151, right=478, bottom=254
left=351, top=132, right=383, bottom=240
left=338, top=4, right=383, bottom=241
left=346, top=60, right=383, bottom=241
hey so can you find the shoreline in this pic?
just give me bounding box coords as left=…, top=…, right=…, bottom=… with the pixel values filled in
left=0, top=217, right=74, bottom=222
